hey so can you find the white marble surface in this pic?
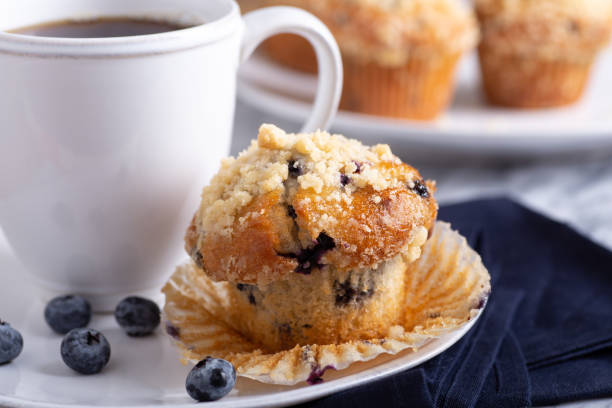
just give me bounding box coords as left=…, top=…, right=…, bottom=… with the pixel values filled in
left=232, top=101, right=612, bottom=408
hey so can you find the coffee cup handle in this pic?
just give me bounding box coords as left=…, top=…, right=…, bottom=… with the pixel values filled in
left=241, top=6, right=343, bottom=132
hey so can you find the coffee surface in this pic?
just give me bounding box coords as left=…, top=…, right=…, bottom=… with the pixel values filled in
left=10, top=17, right=193, bottom=38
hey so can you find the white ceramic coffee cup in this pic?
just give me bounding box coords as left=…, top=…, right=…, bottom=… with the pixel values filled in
left=0, top=0, right=342, bottom=311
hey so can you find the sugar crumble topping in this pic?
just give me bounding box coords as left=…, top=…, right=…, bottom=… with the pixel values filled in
left=261, top=0, right=478, bottom=66
left=197, top=124, right=416, bottom=236
left=476, top=0, right=612, bottom=60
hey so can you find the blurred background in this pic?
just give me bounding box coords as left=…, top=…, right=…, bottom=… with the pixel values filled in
left=233, top=0, right=612, bottom=250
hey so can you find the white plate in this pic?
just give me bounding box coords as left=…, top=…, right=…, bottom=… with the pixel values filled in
left=237, top=49, right=612, bottom=157
left=0, top=240, right=481, bottom=408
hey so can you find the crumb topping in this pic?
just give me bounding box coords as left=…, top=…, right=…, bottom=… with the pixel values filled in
left=476, top=0, right=612, bottom=21
left=261, top=0, right=478, bottom=66
left=197, top=124, right=416, bottom=237
left=476, top=0, right=612, bottom=60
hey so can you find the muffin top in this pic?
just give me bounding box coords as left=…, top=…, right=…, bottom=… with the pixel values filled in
left=475, top=0, right=612, bottom=59
left=262, top=0, right=478, bottom=66
left=186, top=124, right=437, bottom=286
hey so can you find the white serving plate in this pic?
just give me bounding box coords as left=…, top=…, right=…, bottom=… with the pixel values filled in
left=237, top=48, right=612, bottom=158
left=0, top=237, right=481, bottom=408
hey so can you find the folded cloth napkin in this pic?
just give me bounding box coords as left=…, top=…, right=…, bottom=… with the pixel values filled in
left=296, top=198, right=612, bottom=408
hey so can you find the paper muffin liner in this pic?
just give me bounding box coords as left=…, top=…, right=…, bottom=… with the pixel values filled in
left=340, top=53, right=461, bottom=120
left=262, top=35, right=462, bottom=120
left=162, top=221, right=490, bottom=385
left=478, top=47, right=593, bottom=108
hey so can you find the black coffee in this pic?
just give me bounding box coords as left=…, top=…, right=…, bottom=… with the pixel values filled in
left=9, top=17, right=193, bottom=38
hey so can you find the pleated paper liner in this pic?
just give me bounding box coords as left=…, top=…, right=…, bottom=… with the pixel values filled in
left=340, top=53, right=462, bottom=120
left=162, top=221, right=491, bottom=385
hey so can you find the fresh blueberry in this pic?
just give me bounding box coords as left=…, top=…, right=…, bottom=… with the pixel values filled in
left=61, top=328, right=110, bottom=374
left=0, top=321, right=23, bottom=364
left=114, top=296, right=160, bottom=337
left=186, top=357, right=236, bottom=402
left=44, top=295, right=92, bottom=335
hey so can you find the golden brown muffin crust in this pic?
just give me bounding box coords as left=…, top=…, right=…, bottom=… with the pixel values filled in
left=295, top=179, right=436, bottom=271
left=186, top=125, right=437, bottom=285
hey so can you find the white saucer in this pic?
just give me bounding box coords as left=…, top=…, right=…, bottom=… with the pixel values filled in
left=0, top=239, right=481, bottom=408
left=237, top=48, right=612, bottom=158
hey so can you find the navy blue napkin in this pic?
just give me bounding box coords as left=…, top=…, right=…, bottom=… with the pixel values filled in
left=296, top=198, right=612, bottom=408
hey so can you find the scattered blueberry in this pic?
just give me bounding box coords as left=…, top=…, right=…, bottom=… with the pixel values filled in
left=0, top=321, right=23, bottom=364
left=340, top=174, right=351, bottom=186
left=411, top=179, right=430, bottom=198
left=61, top=328, right=110, bottom=374
left=44, top=295, right=92, bottom=335
left=186, top=357, right=236, bottom=402
left=114, top=296, right=161, bottom=337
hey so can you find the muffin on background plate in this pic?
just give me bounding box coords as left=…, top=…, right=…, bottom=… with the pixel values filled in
left=475, top=0, right=612, bottom=108
left=237, top=0, right=263, bottom=13
left=162, top=125, right=490, bottom=385
left=259, top=0, right=479, bottom=120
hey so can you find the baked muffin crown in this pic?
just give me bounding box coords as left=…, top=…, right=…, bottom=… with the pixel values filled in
left=475, top=0, right=612, bottom=59
left=475, top=0, right=612, bottom=20
left=187, top=124, right=437, bottom=285
left=262, top=0, right=478, bottom=66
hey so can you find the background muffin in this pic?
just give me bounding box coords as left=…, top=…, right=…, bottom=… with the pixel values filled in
left=183, top=124, right=437, bottom=348
left=475, top=0, right=612, bottom=108
left=259, top=0, right=478, bottom=120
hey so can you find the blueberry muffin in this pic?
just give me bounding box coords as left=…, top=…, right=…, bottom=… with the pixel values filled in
left=476, top=0, right=612, bottom=107
left=182, top=124, right=437, bottom=348
left=260, top=0, right=478, bottom=119
left=163, top=221, right=491, bottom=384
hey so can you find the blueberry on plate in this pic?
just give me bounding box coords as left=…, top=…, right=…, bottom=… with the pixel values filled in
left=114, top=296, right=160, bottom=337
left=61, top=328, right=110, bottom=375
left=44, top=295, right=92, bottom=334
left=0, top=321, right=23, bottom=364
left=186, top=357, right=236, bottom=402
